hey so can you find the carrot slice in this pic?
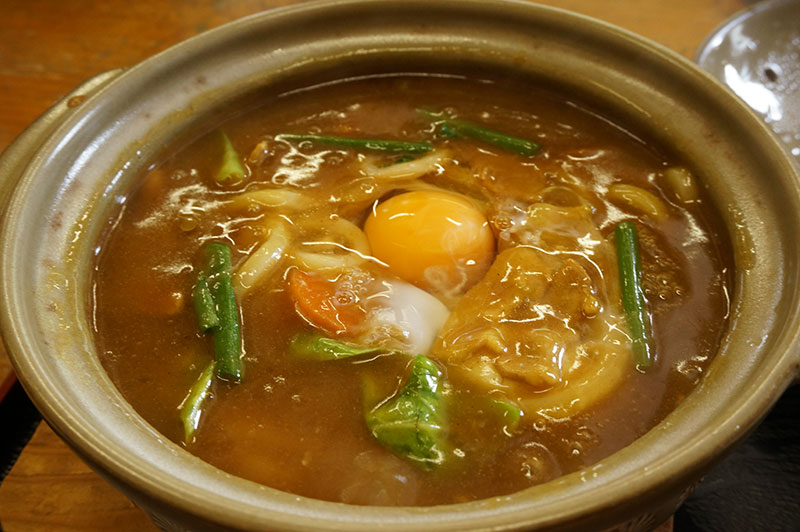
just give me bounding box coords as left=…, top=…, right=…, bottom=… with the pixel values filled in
left=288, top=269, right=365, bottom=335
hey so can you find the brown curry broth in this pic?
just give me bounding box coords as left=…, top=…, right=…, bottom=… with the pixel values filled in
left=92, top=74, right=731, bottom=505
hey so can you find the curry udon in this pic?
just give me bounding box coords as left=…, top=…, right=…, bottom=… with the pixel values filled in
left=91, top=73, right=731, bottom=505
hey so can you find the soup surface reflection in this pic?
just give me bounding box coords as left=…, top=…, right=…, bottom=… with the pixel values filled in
left=92, top=74, right=732, bottom=505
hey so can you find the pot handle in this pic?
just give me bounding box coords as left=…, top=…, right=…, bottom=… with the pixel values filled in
left=0, top=68, right=125, bottom=217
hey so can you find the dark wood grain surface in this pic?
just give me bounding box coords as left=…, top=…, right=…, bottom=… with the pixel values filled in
left=0, top=0, right=748, bottom=529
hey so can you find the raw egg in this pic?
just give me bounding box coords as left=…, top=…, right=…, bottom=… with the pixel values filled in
left=364, top=190, right=495, bottom=295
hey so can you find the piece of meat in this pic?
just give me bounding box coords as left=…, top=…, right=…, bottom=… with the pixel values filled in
left=431, top=202, right=632, bottom=419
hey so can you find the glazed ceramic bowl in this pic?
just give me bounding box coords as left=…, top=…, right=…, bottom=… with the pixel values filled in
left=1, top=1, right=799, bottom=531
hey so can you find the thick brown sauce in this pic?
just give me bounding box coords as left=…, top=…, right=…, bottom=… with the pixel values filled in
left=92, top=74, right=732, bottom=505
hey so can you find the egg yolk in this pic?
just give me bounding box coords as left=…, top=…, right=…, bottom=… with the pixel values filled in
left=364, top=190, right=495, bottom=294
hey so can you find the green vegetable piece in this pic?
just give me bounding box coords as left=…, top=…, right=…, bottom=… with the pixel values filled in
left=277, top=133, right=433, bottom=154
left=290, top=333, right=387, bottom=361
left=437, top=121, right=459, bottom=139
left=487, top=398, right=522, bottom=433
left=365, top=355, right=446, bottom=469
left=192, top=274, right=219, bottom=332
left=179, top=360, right=216, bottom=443
left=216, top=132, right=246, bottom=182
left=615, top=221, right=654, bottom=369
left=361, top=373, right=384, bottom=410
left=417, top=108, right=541, bottom=156
left=199, top=242, right=244, bottom=381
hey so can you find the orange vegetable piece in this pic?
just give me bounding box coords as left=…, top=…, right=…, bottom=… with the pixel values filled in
left=288, top=269, right=365, bottom=335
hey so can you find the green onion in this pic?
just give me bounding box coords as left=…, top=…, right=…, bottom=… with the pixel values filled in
left=198, top=242, right=244, bottom=381
left=179, top=360, right=216, bottom=443
left=615, top=221, right=654, bottom=369
left=277, top=134, right=433, bottom=154
left=417, top=109, right=541, bottom=156
left=289, top=333, right=388, bottom=361
left=216, top=132, right=246, bottom=182
left=437, top=121, right=459, bottom=139
left=192, top=274, right=219, bottom=332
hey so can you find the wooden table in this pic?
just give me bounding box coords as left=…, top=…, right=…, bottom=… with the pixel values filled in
left=0, top=0, right=748, bottom=529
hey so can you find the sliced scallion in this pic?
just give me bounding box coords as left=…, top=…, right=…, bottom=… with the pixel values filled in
left=216, top=132, right=246, bottom=182
left=197, top=242, right=244, bottom=381
left=179, top=360, right=216, bottom=443
left=615, top=221, right=654, bottom=369
left=277, top=133, right=433, bottom=154
left=417, top=108, right=541, bottom=156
